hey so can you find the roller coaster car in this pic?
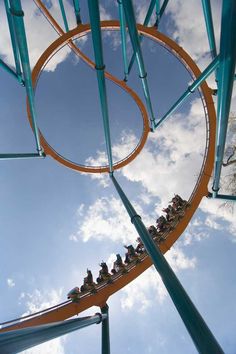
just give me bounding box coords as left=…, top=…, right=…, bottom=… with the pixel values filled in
left=97, top=262, right=113, bottom=284
left=67, top=287, right=80, bottom=303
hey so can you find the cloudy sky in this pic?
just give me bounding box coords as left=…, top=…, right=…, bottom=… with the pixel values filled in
left=0, top=1, right=236, bottom=353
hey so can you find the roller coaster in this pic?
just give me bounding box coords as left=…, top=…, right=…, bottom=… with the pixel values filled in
left=0, top=1, right=235, bottom=353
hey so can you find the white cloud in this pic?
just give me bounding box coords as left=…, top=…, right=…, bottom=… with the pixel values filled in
left=166, top=1, right=221, bottom=62
left=121, top=246, right=196, bottom=312
left=118, top=99, right=206, bottom=209
left=20, top=288, right=65, bottom=354
left=205, top=215, right=223, bottom=230
left=72, top=196, right=153, bottom=244
left=200, top=198, right=236, bottom=237
left=7, top=278, right=15, bottom=287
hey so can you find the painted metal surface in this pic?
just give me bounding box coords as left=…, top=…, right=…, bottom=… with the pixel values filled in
left=88, top=0, right=113, bottom=172
left=117, top=0, right=129, bottom=81
left=9, top=0, right=43, bottom=155
left=3, top=0, right=23, bottom=85
left=101, top=305, right=110, bottom=354
left=208, top=193, right=236, bottom=202
left=73, top=0, right=81, bottom=25
left=111, top=174, right=223, bottom=354
left=127, top=0, right=156, bottom=75
left=0, top=153, right=45, bottom=160
left=201, top=0, right=217, bottom=60
left=0, top=314, right=106, bottom=354
left=123, top=0, right=156, bottom=131
left=212, top=1, right=236, bottom=197
left=58, top=0, right=69, bottom=32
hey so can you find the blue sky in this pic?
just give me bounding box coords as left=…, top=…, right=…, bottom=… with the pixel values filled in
left=0, top=1, right=236, bottom=353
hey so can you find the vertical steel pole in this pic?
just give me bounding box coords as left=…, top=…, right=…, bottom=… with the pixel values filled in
left=127, top=0, right=155, bottom=75
left=9, top=0, right=43, bottom=155
left=101, top=304, right=110, bottom=354
left=128, top=0, right=170, bottom=74
left=110, top=173, right=224, bottom=354
left=73, top=0, right=81, bottom=25
left=117, top=0, right=129, bottom=82
left=212, top=1, right=236, bottom=197
left=201, top=0, right=218, bottom=82
left=123, top=0, right=156, bottom=131
left=201, top=0, right=217, bottom=60
left=4, top=0, right=24, bottom=85
left=58, top=0, right=69, bottom=32
left=155, top=0, right=160, bottom=26
left=87, top=0, right=113, bottom=172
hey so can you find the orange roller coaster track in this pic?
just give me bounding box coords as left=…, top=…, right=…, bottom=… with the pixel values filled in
left=0, top=22, right=216, bottom=332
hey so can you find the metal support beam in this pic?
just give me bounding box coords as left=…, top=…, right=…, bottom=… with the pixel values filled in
left=0, top=313, right=106, bottom=353
left=117, top=0, right=129, bottom=82
left=127, top=0, right=155, bottom=75
left=4, top=0, right=24, bottom=85
left=73, top=0, right=81, bottom=25
left=155, top=55, right=219, bottom=128
left=128, top=0, right=170, bottom=75
left=154, top=0, right=169, bottom=27
left=101, top=304, right=110, bottom=354
left=58, top=0, right=69, bottom=32
left=110, top=173, right=224, bottom=354
left=154, top=0, right=160, bottom=26
left=9, top=0, right=43, bottom=155
left=87, top=0, right=113, bottom=172
left=201, top=0, right=217, bottom=60
left=212, top=1, right=236, bottom=197
left=123, top=0, right=156, bottom=131
left=208, top=192, right=236, bottom=202
left=0, top=153, right=45, bottom=160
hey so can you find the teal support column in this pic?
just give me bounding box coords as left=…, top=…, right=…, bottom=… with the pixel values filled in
left=155, top=55, right=219, bottom=128
left=128, top=0, right=169, bottom=74
left=201, top=0, right=217, bottom=60
left=73, top=0, right=81, bottom=25
left=201, top=0, right=218, bottom=82
left=127, top=0, right=155, bottom=76
left=4, top=0, right=24, bottom=85
left=212, top=1, right=236, bottom=197
left=87, top=0, right=113, bottom=172
left=154, top=0, right=160, bottom=26
left=101, top=304, right=110, bottom=354
left=9, top=0, right=43, bottom=155
left=0, top=153, right=45, bottom=160
left=117, top=0, right=129, bottom=82
left=208, top=192, right=236, bottom=202
left=0, top=313, right=106, bottom=353
left=154, top=0, right=169, bottom=27
left=110, top=173, right=224, bottom=354
left=58, top=0, right=69, bottom=32
left=123, top=0, right=156, bottom=131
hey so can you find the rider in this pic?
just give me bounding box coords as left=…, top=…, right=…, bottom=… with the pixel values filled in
left=124, top=245, right=137, bottom=264
left=111, top=254, right=126, bottom=274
